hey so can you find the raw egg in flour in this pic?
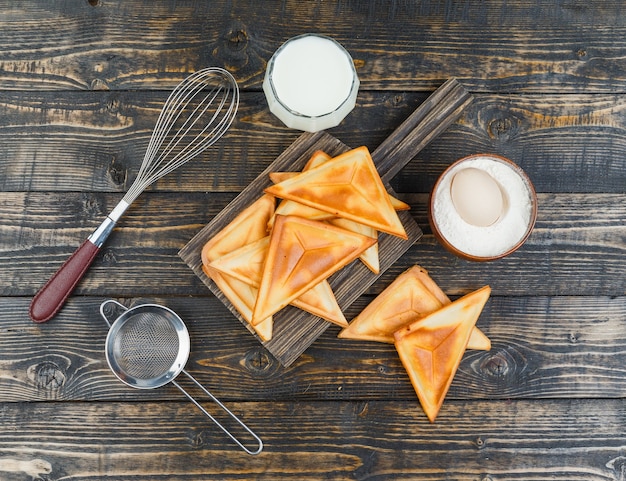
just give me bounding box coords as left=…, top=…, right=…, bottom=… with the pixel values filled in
left=450, top=167, right=504, bottom=227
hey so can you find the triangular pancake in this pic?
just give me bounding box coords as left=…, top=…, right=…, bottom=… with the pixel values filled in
left=410, top=266, right=489, bottom=350
left=201, top=194, right=275, bottom=266
left=390, top=196, right=411, bottom=211
left=269, top=171, right=295, bottom=184
left=468, top=327, right=491, bottom=351
left=269, top=149, right=408, bottom=225
left=291, top=280, right=348, bottom=327
left=252, top=215, right=376, bottom=324
left=270, top=171, right=410, bottom=212
left=202, top=265, right=273, bottom=341
left=268, top=151, right=335, bottom=229
left=303, top=150, right=333, bottom=170
left=209, top=236, right=347, bottom=327
left=208, top=237, right=269, bottom=287
left=271, top=199, right=335, bottom=225
left=269, top=150, right=331, bottom=184
left=199, top=195, right=274, bottom=341
left=338, top=265, right=489, bottom=349
left=411, top=265, right=450, bottom=306
left=265, top=146, right=407, bottom=239
left=338, top=267, right=443, bottom=343
left=393, top=285, right=491, bottom=422
left=328, top=217, right=379, bottom=274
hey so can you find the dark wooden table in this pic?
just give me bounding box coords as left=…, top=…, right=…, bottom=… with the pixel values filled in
left=2, top=1, right=626, bottom=479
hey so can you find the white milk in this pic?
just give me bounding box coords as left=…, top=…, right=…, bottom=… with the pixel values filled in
left=263, top=34, right=359, bottom=132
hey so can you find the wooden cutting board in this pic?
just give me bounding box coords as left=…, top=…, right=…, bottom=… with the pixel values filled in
left=179, top=78, right=472, bottom=366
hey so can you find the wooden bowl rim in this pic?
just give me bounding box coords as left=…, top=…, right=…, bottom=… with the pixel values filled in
left=428, top=153, right=538, bottom=262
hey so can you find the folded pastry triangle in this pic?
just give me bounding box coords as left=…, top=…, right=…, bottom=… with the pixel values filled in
left=209, top=235, right=347, bottom=327
left=202, top=265, right=273, bottom=341
left=200, top=195, right=275, bottom=341
left=393, top=285, right=491, bottom=422
left=411, top=265, right=450, bottom=306
left=328, top=217, right=379, bottom=274
left=291, top=280, right=348, bottom=327
left=271, top=199, right=336, bottom=227
left=208, top=237, right=269, bottom=287
left=390, top=196, right=410, bottom=211
left=269, top=149, right=408, bottom=230
left=201, top=194, right=275, bottom=266
left=410, top=267, right=490, bottom=351
left=338, top=265, right=489, bottom=350
left=304, top=150, right=333, bottom=169
left=265, top=146, right=407, bottom=239
left=338, top=266, right=444, bottom=343
left=270, top=171, right=410, bottom=212
left=269, top=171, right=295, bottom=184
left=269, top=150, right=331, bottom=184
left=252, top=215, right=376, bottom=324
left=268, top=151, right=335, bottom=228
left=468, top=327, right=491, bottom=351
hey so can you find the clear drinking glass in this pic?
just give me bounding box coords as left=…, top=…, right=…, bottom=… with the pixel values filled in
left=263, top=34, right=360, bottom=132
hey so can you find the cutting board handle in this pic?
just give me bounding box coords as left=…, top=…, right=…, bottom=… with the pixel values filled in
left=373, top=78, right=473, bottom=182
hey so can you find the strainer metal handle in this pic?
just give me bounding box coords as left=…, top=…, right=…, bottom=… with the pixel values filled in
left=172, top=371, right=263, bottom=455
left=100, top=298, right=124, bottom=328
left=100, top=299, right=264, bottom=455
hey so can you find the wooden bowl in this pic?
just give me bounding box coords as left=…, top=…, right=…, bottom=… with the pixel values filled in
left=428, top=153, right=538, bottom=262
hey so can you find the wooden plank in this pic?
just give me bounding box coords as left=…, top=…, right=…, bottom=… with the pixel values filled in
left=1, top=0, right=624, bottom=478
left=1, top=92, right=626, bottom=193
left=1, top=295, right=625, bottom=403
left=2, top=1, right=626, bottom=93
left=0, top=398, right=624, bottom=480
left=2, top=192, right=624, bottom=297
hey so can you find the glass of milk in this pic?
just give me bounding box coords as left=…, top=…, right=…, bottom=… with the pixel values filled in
left=263, top=34, right=360, bottom=132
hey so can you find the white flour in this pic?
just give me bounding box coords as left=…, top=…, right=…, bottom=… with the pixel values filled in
left=432, top=155, right=534, bottom=257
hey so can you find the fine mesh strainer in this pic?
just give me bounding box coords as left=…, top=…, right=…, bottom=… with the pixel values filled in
left=100, top=299, right=263, bottom=455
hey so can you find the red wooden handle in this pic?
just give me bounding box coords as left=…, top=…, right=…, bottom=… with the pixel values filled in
left=29, top=239, right=100, bottom=323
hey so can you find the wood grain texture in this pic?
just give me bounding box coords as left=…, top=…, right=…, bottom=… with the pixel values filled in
left=1, top=294, right=625, bottom=403
left=1, top=399, right=625, bottom=480
left=2, top=1, right=626, bottom=93
left=2, top=0, right=626, bottom=478
left=2, top=192, right=624, bottom=297
left=1, top=92, right=626, bottom=193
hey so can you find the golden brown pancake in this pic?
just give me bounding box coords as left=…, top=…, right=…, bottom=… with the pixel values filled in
left=208, top=235, right=347, bottom=327
left=201, top=194, right=275, bottom=266
left=338, top=267, right=444, bottom=343
left=202, top=264, right=273, bottom=341
left=393, top=285, right=491, bottom=422
left=338, top=265, right=490, bottom=350
left=328, top=217, right=379, bottom=274
left=252, top=215, right=376, bottom=324
left=265, top=146, right=407, bottom=239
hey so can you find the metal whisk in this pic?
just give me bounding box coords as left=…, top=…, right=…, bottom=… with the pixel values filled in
left=30, top=68, right=239, bottom=323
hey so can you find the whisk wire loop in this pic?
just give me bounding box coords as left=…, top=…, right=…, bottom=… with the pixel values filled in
left=124, top=67, right=239, bottom=204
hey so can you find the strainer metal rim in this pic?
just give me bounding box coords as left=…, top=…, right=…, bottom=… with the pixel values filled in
left=104, top=303, right=191, bottom=390
left=99, top=298, right=263, bottom=455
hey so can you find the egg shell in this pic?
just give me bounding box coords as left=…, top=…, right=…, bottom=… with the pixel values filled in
left=449, top=167, right=504, bottom=227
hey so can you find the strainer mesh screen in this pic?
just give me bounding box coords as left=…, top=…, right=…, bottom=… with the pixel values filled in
left=112, top=311, right=180, bottom=380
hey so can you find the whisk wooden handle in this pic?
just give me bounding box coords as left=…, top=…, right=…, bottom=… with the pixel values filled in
left=29, top=239, right=100, bottom=323
left=30, top=201, right=127, bottom=323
